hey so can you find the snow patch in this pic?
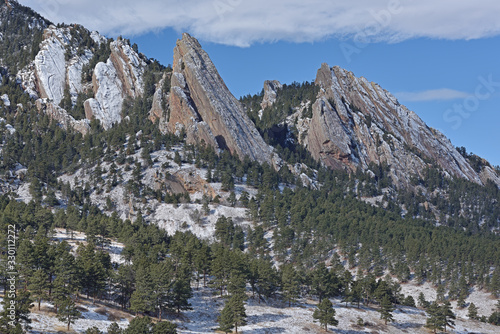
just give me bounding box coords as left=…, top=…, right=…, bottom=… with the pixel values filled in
left=1, top=93, right=10, bottom=106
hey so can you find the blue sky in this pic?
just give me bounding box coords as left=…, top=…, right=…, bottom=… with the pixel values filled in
left=21, top=0, right=500, bottom=166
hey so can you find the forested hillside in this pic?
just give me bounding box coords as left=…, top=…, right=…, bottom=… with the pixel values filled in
left=0, top=1, right=499, bottom=333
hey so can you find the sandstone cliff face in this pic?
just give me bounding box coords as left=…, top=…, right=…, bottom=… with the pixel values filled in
left=304, top=63, right=486, bottom=187
left=84, top=38, right=146, bottom=129
left=17, top=25, right=93, bottom=134
left=168, top=33, right=273, bottom=164
left=149, top=72, right=171, bottom=134
left=35, top=99, right=90, bottom=135
left=17, top=25, right=146, bottom=132
left=261, top=80, right=282, bottom=109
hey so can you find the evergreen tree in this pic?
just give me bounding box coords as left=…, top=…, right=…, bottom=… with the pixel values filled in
left=107, top=322, right=124, bottom=334
left=193, top=243, right=211, bottom=288
left=281, top=264, right=300, bottom=307
left=150, top=261, right=174, bottom=320
left=467, top=302, right=478, bottom=320
left=425, top=301, right=444, bottom=333
left=169, top=278, right=193, bottom=314
left=218, top=301, right=235, bottom=334
left=418, top=292, right=430, bottom=309
left=57, top=297, right=81, bottom=331
left=0, top=289, right=33, bottom=334
left=313, top=298, right=338, bottom=331
left=403, top=295, right=416, bottom=307
left=28, top=268, right=48, bottom=311
left=218, top=294, right=247, bottom=333
left=255, top=259, right=279, bottom=302
left=130, top=266, right=154, bottom=315
left=311, top=263, right=332, bottom=302
left=85, top=327, right=103, bottom=334
left=114, top=264, right=135, bottom=309
left=153, top=321, right=177, bottom=334
left=379, top=294, right=394, bottom=325
left=228, top=191, right=237, bottom=207
left=441, top=300, right=456, bottom=332
left=125, top=316, right=153, bottom=334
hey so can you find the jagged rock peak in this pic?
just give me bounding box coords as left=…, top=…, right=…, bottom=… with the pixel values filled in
left=306, top=63, right=486, bottom=187
left=149, top=72, right=170, bottom=133
left=168, top=33, right=274, bottom=164
left=261, top=80, right=282, bottom=109
left=84, top=37, right=146, bottom=129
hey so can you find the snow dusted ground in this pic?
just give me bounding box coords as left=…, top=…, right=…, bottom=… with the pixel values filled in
left=1, top=283, right=497, bottom=334
left=28, top=301, right=131, bottom=333
left=400, top=280, right=498, bottom=321
left=58, top=145, right=259, bottom=241
left=173, top=286, right=500, bottom=334
left=155, top=203, right=252, bottom=241
left=53, top=228, right=125, bottom=264
left=0, top=299, right=131, bottom=333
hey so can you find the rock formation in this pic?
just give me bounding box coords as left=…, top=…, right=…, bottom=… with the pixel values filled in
left=149, top=72, right=171, bottom=134
left=261, top=80, right=282, bottom=109
left=17, top=23, right=146, bottom=131
left=84, top=38, right=146, bottom=129
left=303, top=63, right=486, bottom=187
left=167, top=33, right=273, bottom=164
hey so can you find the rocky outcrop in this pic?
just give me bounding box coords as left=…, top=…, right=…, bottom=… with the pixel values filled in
left=261, top=80, right=282, bottom=109
left=167, top=33, right=273, bottom=164
left=84, top=59, right=125, bottom=129
left=33, top=27, right=71, bottom=104
left=35, top=99, right=90, bottom=135
left=480, top=166, right=500, bottom=187
left=149, top=72, right=170, bottom=133
left=84, top=38, right=146, bottom=129
left=305, top=63, right=486, bottom=187
left=17, top=24, right=146, bottom=130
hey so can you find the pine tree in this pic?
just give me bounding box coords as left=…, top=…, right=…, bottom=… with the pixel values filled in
left=313, top=298, right=338, bottom=331
left=379, top=294, right=395, bottom=325
left=107, top=322, right=124, bottom=334
left=85, top=327, right=103, bottom=334
left=125, top=316, right=153, bottom=334
left=228, top=191, right=237, bottom=207
left=153, top=321, right=177, bottom=334
left=193, top=243, right=211, bottom=288
left=57, top=297, right=81, bottom=331
left=28, top=268, right=48, bottom=311
left=150, top=261, right=174, bottom=320
left=115, top=264, right=135, bottom=309
left=281, top=264, right=300, bottom=307
left=169, top=278, right=193, bottom=314
left=229, top=293, right=247, bottom=333
left=218, top=294, right=247, bottom=333
left=467, top=302, right=478, bottom=320
left=341, top=270, right=353, bottom=307
left=425, top=301, right=444, bottom=333
left=130, top=266, right=155, bottom=315
left=0, top=289, right=33, bottom=334
left=441, top=300, right=455, bottom=332
left=418, top=292, right=430, bottom=309
left=218, top=301, right=234, bottom=334
left=311, top=263, right=331, bottom=302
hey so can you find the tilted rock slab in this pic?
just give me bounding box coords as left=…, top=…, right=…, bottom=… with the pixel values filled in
left=306, top=63, right=485, bottom=187
left=168, top=33, right=273, bottom=164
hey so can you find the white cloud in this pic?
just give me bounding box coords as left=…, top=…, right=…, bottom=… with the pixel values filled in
left=19, top=0, right=500, bottom=46
left=395, top=88, right=471, bottom=102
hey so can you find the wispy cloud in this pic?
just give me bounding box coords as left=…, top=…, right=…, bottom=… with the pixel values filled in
left=20, top=0, right=500, bottom=46
left=395, top=88, right=471, bottom=102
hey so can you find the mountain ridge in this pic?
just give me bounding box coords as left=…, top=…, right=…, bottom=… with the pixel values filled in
left=0, top=0, right=498, bottom=189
